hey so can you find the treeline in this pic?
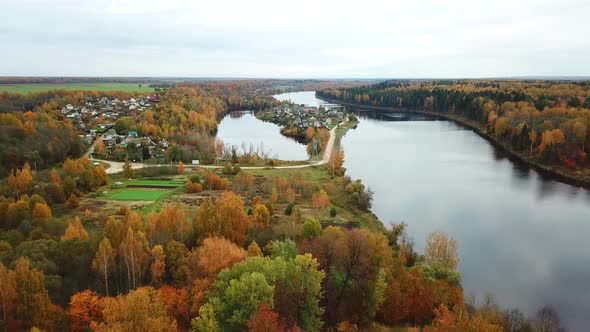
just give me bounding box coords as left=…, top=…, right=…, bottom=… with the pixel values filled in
left=0, top=112, right=84, bottom=176
left=319, top=80, right=590, bottom=169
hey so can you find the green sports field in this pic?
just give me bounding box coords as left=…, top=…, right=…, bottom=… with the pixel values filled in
left=125, top=180, right=185, bottom=188
left=104, top=189, right=169, bottom=201
left=0, top=83, right=155, bottom=94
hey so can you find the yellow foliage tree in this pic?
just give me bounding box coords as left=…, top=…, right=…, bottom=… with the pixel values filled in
left=32, top=203, right=52, bottom=222
left=61, top=217, right=89, bottom=241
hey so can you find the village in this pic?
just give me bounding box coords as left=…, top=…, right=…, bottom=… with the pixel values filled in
left=60, top=94, right=170, bottom=161
left=257, top=102, right=346, bottom=129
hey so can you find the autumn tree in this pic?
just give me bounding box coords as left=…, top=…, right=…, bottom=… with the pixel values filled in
left=235, top=171, right=255, bottom=191
left=122, top=156, right=133, bottom=178
left=165, top=241, right=190, bottom=288
left=328, top=148, right=345, bottom=177
left=0, top=263, right=17, bottom=332
left=92, top=238, right=116, bottom=296
left=538, top=129, right=566, bottom=161
left=247, top=303, right=285, bottom=332
left=68, top=290, right=104, bottom=332
left=14, top=257, right=51, bottom=330
left=150, top=245, right=166, bottom=287
left=178, top=161, right=185, bottom=175
left=302, top=218, right=322, bottom=241
left=195, top=192, right=251, bottom=245
left=159, top=285, right=190, bottom=330
left=94, top=287, right=177, bottom=331
left=303, top=227, right=392, bottom=327
left=7, top=163, right=33, bottom=199
left=423, top=304, right=503, bottom=332
left=94, top=138, right=106, bottom=156
left=424, top=231, right=459, bottom=270
left=251, top=204, right=270, bottom=231
left=311, top=190, right=330, bottom=209
left=189, top=237, right=247, bottom=314
left=61, top=217, right=89, bottom=241
left=285, top=187, right=295, bottom=203
left=32, top=203, right=52, bottom=222
left=67, top=194, right=79, bottom=209
left=247, top=241, right=263, bottom=257
left=120, top=228, right=150, bottom=290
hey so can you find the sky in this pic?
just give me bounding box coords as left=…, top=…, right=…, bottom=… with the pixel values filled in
left=1, top=0, right=589, bottom=78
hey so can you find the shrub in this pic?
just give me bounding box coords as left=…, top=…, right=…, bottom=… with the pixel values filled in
left=330, top=206, right=337, bottom=217
left=223, top=162, right=233, bottom=175
left=232, top=163, right=241, bottom=175
left=284, top=203, right=294, bottom=216
left=301, top=218, right=322, bottom=240
left=189, top=174, right=202, bottom=183
left=186, top=180, right=203, bottom=193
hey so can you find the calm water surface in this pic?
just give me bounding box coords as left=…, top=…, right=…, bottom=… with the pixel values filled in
left=216, top=111, right=308, bottom=161
left=275, top=91, right=590, bottom=331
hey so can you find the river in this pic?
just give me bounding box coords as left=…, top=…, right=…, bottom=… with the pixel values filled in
left=273, top=91, right=590, bottom=330
left=216, top=110, right=308, bottom=161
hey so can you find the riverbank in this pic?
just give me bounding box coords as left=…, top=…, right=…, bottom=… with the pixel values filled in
left=320, top=96, right=590, bottom=189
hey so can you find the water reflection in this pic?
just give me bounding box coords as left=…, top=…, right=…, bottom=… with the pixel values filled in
left=215, top=111, right=308, bottom=161
left=281, top=91, right=590, bottom=331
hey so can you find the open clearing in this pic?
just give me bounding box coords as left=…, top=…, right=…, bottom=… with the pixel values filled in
left=125, top=179, right=185, bottom=188
left=105, top=188, right=170, bottom=201
left=0, top=83, right=155, bottom=93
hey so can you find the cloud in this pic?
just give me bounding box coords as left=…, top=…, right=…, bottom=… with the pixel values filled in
left=0, top=0, right=589, bottom=77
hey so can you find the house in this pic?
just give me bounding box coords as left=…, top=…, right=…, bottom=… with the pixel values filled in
left=66, top=112, right=80, bottom=119
left=128, top=130, right=138, bottom=137
left=103, top=136, right=116, bottom=146
left=148, top=95, right=160, bottom=103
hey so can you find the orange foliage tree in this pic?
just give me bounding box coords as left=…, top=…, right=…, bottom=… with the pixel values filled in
left=159, top=285, right=190, bottom=330
left=247, top=303, right=285, bottom=332
left=68, top=290, right=104, bottom=332
left=150, top=245, right=166, bottom=287
left=251, top=204, right=270, bottom=231
left=189, top=237, right=247, bottom=314
left=0, top=263, right=17, bottom=331
left=92, top=238, right=115, bottom=296
left=61, top=217, right=89, bottom=241
left=7, top=162, right=33, bottom=198
left=32, top=203, right=52, bottom=222
left=311, top=190, right=330, bottom=209
left=195, top=192, right=251, bottom=245
left=177, top=161, right=185, bottom=175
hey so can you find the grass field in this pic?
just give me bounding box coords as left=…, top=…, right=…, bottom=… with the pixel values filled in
left=125, top=179, right=185, bottom=188
left=105, top=189, right=170, bottom=201
left=0, top=83, right=155, bottom=94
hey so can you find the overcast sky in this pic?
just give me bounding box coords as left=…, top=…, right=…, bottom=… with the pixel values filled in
left=1, top=0, right=589, bottom=78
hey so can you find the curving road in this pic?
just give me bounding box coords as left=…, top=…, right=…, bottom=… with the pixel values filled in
left=91, top=124, right=338, bottom=174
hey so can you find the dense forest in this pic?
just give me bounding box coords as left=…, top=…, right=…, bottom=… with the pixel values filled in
left=319, top=80, right=590, bottom=178
left=0, top=81, right=565, bottom=331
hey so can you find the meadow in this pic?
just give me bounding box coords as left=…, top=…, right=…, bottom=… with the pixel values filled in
left=104, top=188, right=170, bottom=201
